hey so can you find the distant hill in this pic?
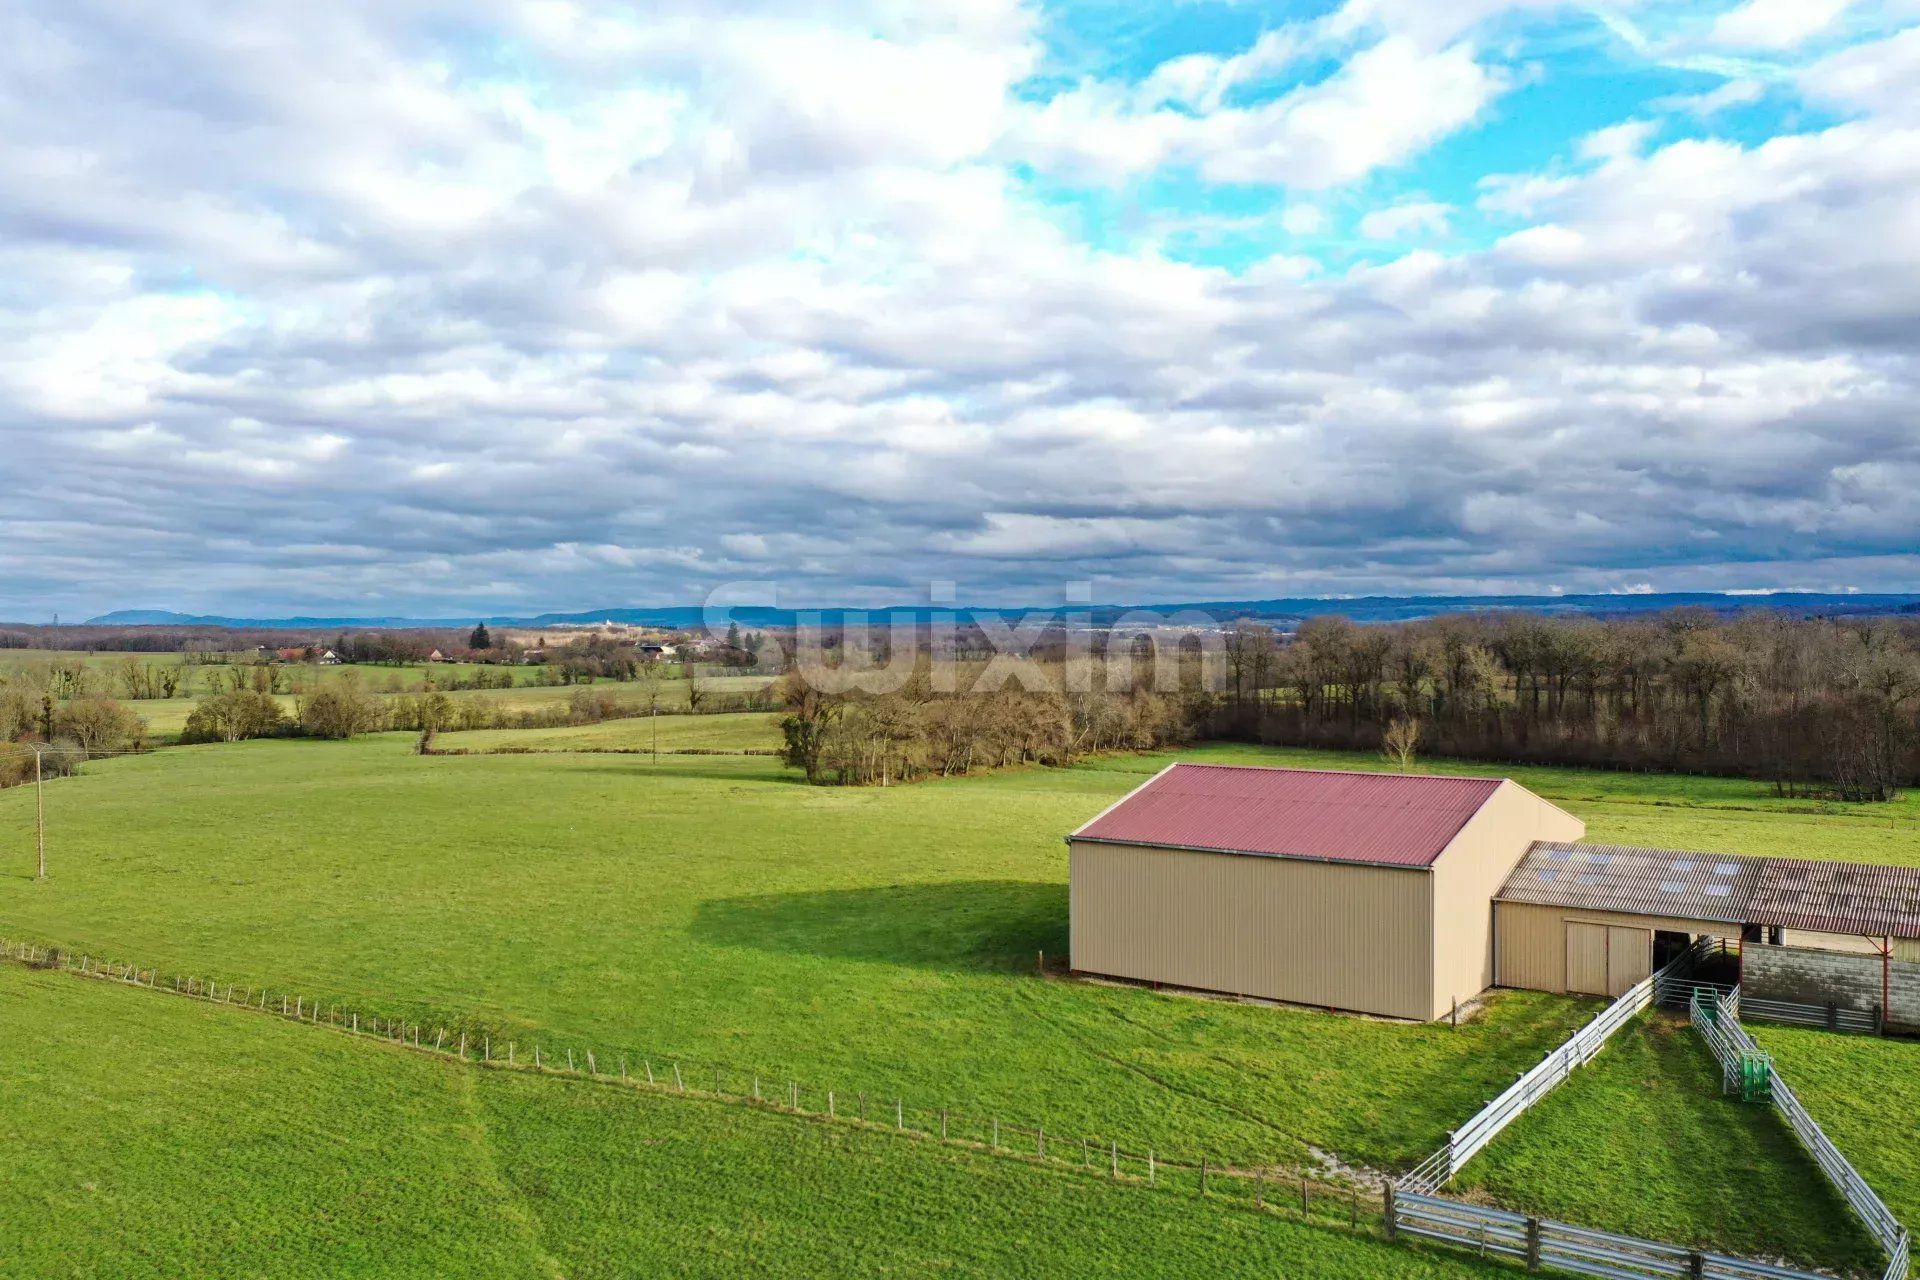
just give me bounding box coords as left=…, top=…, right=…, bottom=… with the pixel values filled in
left=79, top=592, right=1920, bottom=631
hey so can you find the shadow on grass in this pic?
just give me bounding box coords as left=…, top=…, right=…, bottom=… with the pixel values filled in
left=694, top=880, right=1069, bottom=972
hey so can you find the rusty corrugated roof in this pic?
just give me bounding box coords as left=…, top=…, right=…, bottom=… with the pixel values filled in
left=1748, top=859, right=1920, bottom=939
left=1069, top=763, right=1505, bottom=868
left=1497, top=843, right=1920, bottom=940
left=1495, top=842, right=1762, bottom=924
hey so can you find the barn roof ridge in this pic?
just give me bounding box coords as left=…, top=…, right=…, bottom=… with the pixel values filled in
left=1069, top=760, right=1511, bottom=868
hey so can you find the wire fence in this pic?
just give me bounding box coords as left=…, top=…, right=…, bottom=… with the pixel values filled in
left=0, top=937, right=1392, bottom=1235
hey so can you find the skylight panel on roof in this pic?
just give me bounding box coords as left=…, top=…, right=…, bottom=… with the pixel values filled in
left=1578, top=872, right=1601, bottom=885
left=1659, top=881, right=1685, bottom=893
left=1705, top=884, right=1732, bottom=896
left=1672, top=860, right=1694, bottom=873
left=1713, top=863, right=1740, bottom=876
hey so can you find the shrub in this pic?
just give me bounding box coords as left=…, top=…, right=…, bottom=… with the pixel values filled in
left=296, top=680, right=382, bottom=740
left=182, top=689, right=287, bottom=744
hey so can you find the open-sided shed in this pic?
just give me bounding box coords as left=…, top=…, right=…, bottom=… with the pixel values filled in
left=1494, top=842, right=1920, bottom=1016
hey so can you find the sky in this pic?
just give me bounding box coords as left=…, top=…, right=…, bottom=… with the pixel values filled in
left=3, top=0, right=1919, bottom=618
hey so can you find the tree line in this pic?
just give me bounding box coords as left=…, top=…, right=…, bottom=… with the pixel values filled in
left=1212, top=609, right=1920, bottom=801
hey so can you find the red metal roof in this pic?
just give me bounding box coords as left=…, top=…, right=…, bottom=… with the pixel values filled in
left=1071, top=763, right=1505, bottom=868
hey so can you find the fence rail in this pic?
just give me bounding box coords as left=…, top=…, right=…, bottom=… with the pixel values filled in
left=1392, top=1190, right=1842, bottom=1280
left=1742, top=996, right=1881, bottom=1035
left=1404, top=938, right=1712, bottom=1191
left=1689, top=986, right=1909, bottom=1280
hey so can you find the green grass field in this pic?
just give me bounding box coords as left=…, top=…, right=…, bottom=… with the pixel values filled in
left=439, top=710, right=781, bottom=753
left=1753, top=1023, right=1920, bottom=1235
left=2, top=734, right=1915, bottom=1273
left=0, top=963, right=1510, bottom=1280
left=1455, top=1012, right=1881, bottom=1273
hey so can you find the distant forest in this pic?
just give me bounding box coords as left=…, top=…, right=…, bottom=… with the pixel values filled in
left=1212, top=609, right=1920, bottom=801
left=778, top=609, right=1920, bottom=799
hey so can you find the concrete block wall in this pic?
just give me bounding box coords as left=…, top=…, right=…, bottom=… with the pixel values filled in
left=1743, top=943, right=1920, bottom=1028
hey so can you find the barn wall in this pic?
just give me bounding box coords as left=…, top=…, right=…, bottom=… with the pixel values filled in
left=1494, top=902, right=1741, bottom=994
left=1430, top=782, right=1586, bottom=1018
left=1743, top=943, right=1920, bottom=1027
left=1068, top=841, right=1433, bottom=1021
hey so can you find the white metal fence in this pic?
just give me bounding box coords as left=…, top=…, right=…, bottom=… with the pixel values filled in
left=1391, top=1189, right=1852, bottom=1280
left=1402, top=938, right=1712, bottom=1192
left=1690, top=988, right=1910, bottom=1280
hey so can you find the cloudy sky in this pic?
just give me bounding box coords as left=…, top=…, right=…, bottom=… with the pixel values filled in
left=4, top=0, right=1919, bottom=617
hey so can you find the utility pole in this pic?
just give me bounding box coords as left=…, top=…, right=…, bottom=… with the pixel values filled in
left=34, top=746, right=46, bottom=881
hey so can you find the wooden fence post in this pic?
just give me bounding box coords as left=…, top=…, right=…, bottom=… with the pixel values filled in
left=1384, top=1183, right=1397, bottom=1238
left=1525, top=1217, right=1541, bottom=1270
left=1255, top=1171, right=1263, bottom=1208
left=1199, top=1159, right=1208, bottom=1197
left=1300, top=1176, right=1309, bottom=1219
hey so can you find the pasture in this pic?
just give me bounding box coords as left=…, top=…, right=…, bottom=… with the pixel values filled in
left=0, top=964, right=1509, bottom=1280
left=437, top=710, right=782, bottom=753
left=3, top=734, right=1916, bottom=1272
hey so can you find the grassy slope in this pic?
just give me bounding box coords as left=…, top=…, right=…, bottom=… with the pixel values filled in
left=0, top=738, right=1595, bottom=1171
left=0, top=964, right=549, bottom=1280
left=1753, top=1024, right=1920, bottom=1239
left=0, top=964, right=1509, bottom=1280
left=440, top=710, right=781, bottom=752
left=2, top=736, right=1913, bottom=1262
left=1455, top=1013, right=1880, bottom=1273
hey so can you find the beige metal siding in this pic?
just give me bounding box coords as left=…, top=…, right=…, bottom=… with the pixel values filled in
left=1428, top=781, right=1586, bottom=1018
left=1496, top=901, right=1737, bottom=994
left=1898, top=938, right=1920, bottom=964
left=1068, top=840, right=1434, bottom=1021
left=1566, top=922, right=1608, bottom=995
left=1607, top=925, right=1651, bottom=995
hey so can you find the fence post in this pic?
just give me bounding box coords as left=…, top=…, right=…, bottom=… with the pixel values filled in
left=1688, top=1251, right=1705, bottom=1279
left=1300, top=1176, right=1309, bottom=1219
left=897, top=1099, right=904, bottom=1130
left=1110, top=1139, right=1118, bottom=1179
left=1384, top=1183, right=1397, bottom=1239
left=1199, top=1159, right=1207, bottom=1197
left=1526, top=1217, right=1541, bottom=1270
left=1148, top=1149, right=1154, bottom=1186
left=1255, top=1172, right=1263, bottom=1208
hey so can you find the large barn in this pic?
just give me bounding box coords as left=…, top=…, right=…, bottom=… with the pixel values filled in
left=1068, top=762, right=1920, bottom=1027
left=1067, top=763, right=1585, bottom=1021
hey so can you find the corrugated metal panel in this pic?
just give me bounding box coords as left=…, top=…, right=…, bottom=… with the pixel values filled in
left=1495, top=842, right=1761, bottom=924
left=1069, top=840, right=1434, bottom=1020
left=1749, top=859, right=1920, bottom=939
left=1429, top=782, right=1587, bottom=1017
left=1073, top=763, right=1503, bottom=868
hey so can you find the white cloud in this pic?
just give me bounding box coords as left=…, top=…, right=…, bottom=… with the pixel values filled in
left=1281, top=203, right=1328, bottom=235
left=1358, top=199, right=1452, bottom=239
left=3, top=0, right=1920, bottom=616
left=1578, top=119, right=1658, bottom=163
left=1712, top=0, right=1851, bottom=49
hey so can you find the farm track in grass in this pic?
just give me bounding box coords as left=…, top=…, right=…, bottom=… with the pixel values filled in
left=2, top=734, right=1914, bottom=1266
left=0, top=963, right=1514, bottom=1280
